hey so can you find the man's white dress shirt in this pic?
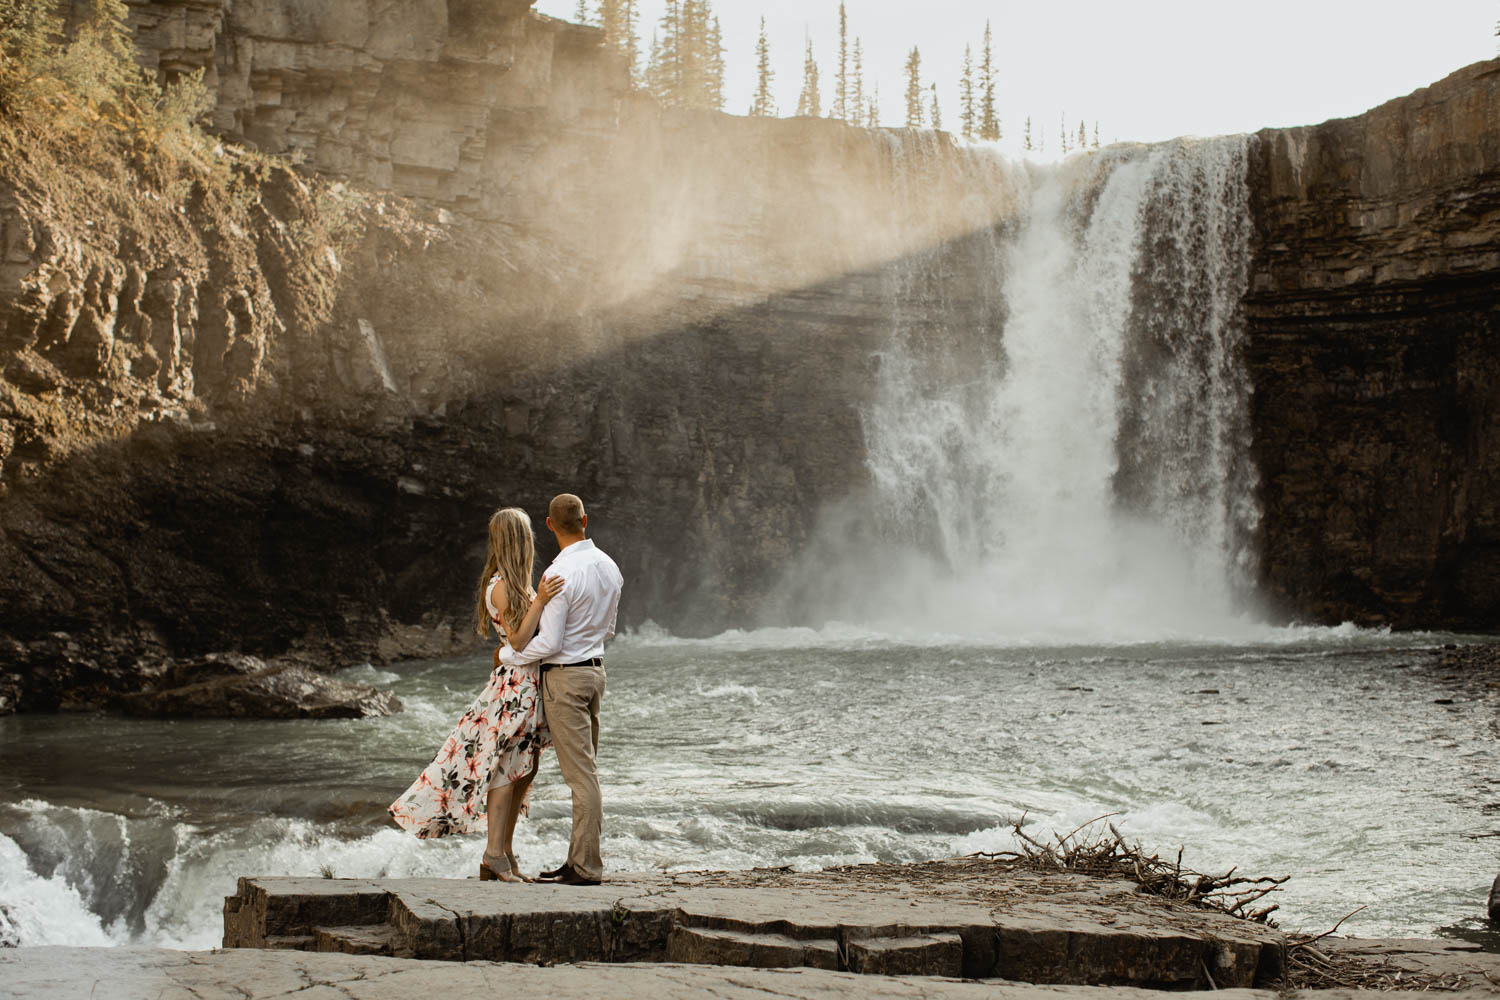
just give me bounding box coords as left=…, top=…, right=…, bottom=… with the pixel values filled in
left=499, top=538, right=623, bottom=668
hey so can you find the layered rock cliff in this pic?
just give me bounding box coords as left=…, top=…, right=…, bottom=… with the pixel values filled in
left=1, top=1, right=1497, bottom=713
left=0, top=0, right=1019, bottom=711
left=1246, top=59, right=1500, bottom=627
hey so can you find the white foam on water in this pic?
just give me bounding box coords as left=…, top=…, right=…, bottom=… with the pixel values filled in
left=695, top=681, right=763, bottom=704
left=618, top=616, right=1428, bottom=653
left=0, top=833, right=117, bottom=947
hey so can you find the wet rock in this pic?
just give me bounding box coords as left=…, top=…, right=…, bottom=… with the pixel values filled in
left=1489, top=873, right=1500, bottom=924
left=1246, top=59, right=1500, bottom=629
left=120, top=661, right=400, bottom=719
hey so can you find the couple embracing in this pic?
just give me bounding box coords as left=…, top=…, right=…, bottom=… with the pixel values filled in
left=388, top=494, right=623, bottom=886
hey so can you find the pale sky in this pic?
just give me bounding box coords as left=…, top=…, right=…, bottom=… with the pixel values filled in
left=535, top=0, right=1498, bottom=154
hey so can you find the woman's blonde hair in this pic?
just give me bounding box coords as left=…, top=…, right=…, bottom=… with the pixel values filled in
left=473, top=507, right=536, bottom=638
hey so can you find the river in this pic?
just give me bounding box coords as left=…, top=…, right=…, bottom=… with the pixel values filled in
left=2, top=625, right=1497, bottom=949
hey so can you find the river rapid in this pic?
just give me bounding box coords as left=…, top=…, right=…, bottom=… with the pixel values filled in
left=2, top=624, right=1497, bottom=949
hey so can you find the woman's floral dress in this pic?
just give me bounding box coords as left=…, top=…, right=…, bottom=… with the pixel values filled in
left=388, top=575, right=550, bottom=839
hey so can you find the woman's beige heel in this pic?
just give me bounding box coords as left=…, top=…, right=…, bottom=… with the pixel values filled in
left=482, top=850, right=532, bottom=882
left=506, top=852, right=533, bottom=882
left=480, top=850, right=514, bottom=881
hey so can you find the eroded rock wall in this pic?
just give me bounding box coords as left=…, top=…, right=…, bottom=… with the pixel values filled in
left=0, top=0, right=1020, bottom=711
left=1246, top=59, right=1500, bottom=627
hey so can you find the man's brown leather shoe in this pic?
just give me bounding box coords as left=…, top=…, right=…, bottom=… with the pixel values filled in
left=540, top=863, right=600, bottom=886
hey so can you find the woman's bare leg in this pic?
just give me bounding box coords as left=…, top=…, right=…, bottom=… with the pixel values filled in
left=501, top=758, right=540, bottom=877
left=483, top=785, right=524, bottom=882
left=485, top=784, right=512, bottom=858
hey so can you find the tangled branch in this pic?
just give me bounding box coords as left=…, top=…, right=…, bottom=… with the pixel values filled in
left=973, top=813, right=1289, bottom=923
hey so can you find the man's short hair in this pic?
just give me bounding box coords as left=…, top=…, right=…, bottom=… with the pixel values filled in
left=549, top=493, right=586, bottom=535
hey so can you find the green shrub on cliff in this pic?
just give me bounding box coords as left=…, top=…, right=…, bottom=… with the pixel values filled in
left=1, top=0, right=215, bottom=174
left=0, top=0, right=273, bottom=248
left=5, top=0, right=212, bottom=140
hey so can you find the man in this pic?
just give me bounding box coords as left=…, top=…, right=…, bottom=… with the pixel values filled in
left=496, top=493, right=622, bottom=886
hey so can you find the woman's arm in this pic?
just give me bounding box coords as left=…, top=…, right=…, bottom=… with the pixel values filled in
left=492, top=575, right=564, bottom=664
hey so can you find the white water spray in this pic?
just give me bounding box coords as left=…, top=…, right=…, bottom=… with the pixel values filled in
left=852, top=137, right=1258, bottom=641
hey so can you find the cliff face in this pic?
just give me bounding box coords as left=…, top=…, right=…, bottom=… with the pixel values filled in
left=0, top=0, right=1019, bottom=710
left=2, top=2, right=1498, bottom=713
left=1245, top=60, right=1500, bottom=627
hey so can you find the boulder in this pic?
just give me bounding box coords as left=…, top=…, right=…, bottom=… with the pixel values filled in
left=1489, top=873, right=1500, bottom=924
left=119, top=660, right=401, bottom=719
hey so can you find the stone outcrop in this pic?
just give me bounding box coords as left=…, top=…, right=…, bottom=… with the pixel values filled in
left=1246, top=59, right=1500, bottom=628
left=222, top=865, right=1286, bottom=989
left=118, top=652, right=401, bottom=718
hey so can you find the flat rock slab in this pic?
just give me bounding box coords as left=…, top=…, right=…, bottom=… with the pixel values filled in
left=1321, top=937, right=1500, bottom=987
left=10, top=947, right=1500, bottom=1000
left=223, top=859, right=1288, bottom=988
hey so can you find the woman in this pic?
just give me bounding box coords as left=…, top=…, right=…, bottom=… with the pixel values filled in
left=389, top=507, right=563, bottom=882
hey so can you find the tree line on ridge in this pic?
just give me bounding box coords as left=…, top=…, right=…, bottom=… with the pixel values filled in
left=572, top=0, right=1104, bottom=151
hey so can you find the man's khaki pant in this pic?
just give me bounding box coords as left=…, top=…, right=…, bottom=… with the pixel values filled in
left=542, top=664, right=605, bottom=881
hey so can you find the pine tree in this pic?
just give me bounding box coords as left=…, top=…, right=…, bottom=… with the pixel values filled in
left=851, top=37, right=865, bottom=126
left=1060, top=112, right=1069, bottom=154
left=600, top=0, right=641, bottom=82
left=0, top=0, right=63, bottom=114
left=1078, top=120, right=1087, bottom=149
left=865, top=83, right=879, bottom=128
left=646, top=29, right=663, bottom=94
left=750, top=15, right=775, bottom=117
left=958, top=44, right=975, bottom=140
left=1092, top=120, right=1100, bottom=149
left=644, top=1, right=677, bottom=102
left=645, top=0, right=722, bottom=111
left=705, top=14, right=725, bottom=109
left=599, top=1, right=619, bottom=43
left=834, top=2, right=848, bottom=122
left=59, top=0, right=142, bottom=109
left=903, top=47, right=923, bottom=127
left=574, top=0, right=591, bottom=25
left=978, top=20, right=999, bottom=141
left=1022, top=115, right=1032, bottom=152
left=623, top=0, right=641, bottom=83
left=680, top=0, right=706, bottom=106
left=796, top=33, right=822, bottom=117
left=929, top=82, right=941, bottom=131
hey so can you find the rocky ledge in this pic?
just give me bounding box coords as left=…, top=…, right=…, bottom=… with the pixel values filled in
left=222, top=862, right=1287, bottom=989
left=5, top=861, right=1497, bottom=1000
left=0, top=647, right=401, bottom=718
left=119, top=652, right=401, bottom=719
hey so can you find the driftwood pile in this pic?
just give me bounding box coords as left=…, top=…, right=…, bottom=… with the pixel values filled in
left=983, top=814, right=1287, bottom=922
left=983, top=816, right=1470, bottom=992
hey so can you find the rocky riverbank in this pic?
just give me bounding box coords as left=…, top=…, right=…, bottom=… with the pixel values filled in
left=214, top=859, right=1500, bottom=993
left=10, top=856, right=1500, bottom=999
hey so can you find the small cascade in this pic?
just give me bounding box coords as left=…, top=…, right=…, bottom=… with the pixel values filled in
left=845, top=136, right=1258, bottom=640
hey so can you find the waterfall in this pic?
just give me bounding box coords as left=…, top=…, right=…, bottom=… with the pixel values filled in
left=826, top=136, right=1258, bottom=641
